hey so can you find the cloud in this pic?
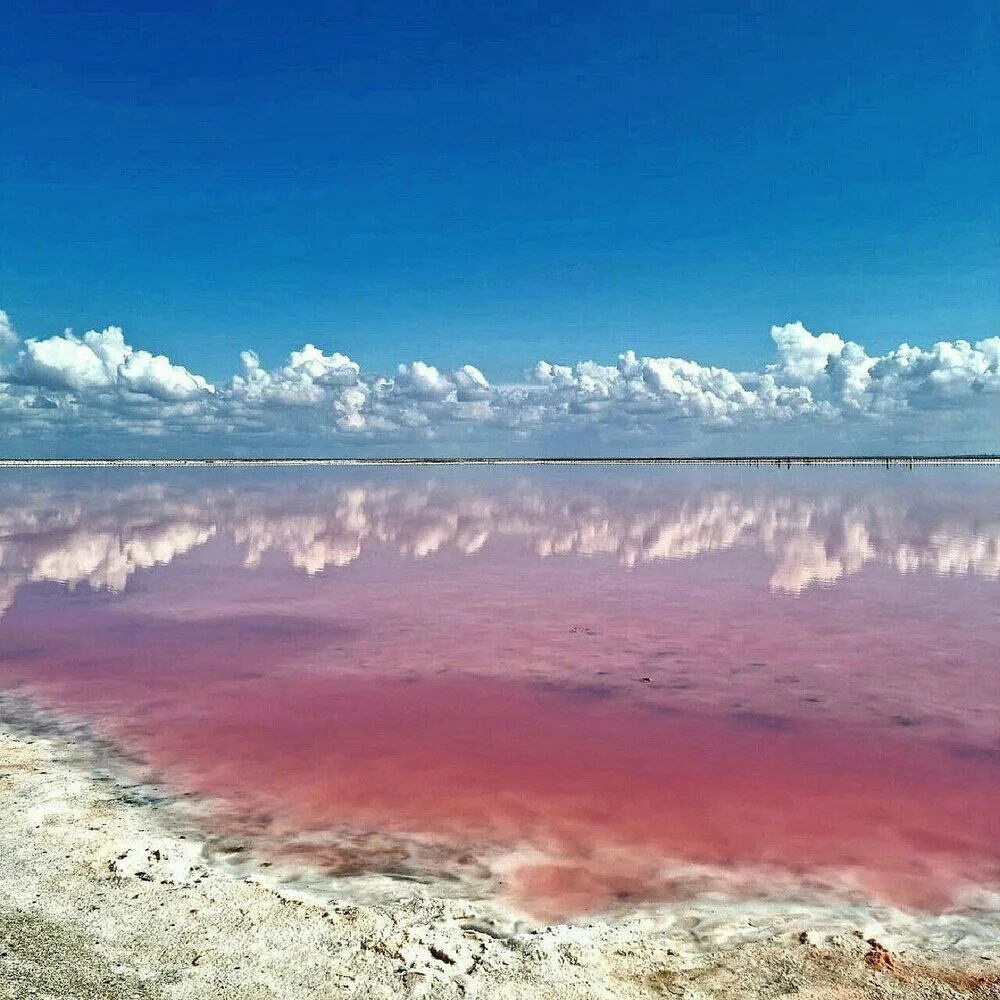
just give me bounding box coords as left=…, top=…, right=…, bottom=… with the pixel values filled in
left=117, top=350, right=215, bottom=402
left=5, top=325, right=213, bottom=401
left=769, top=321, right=849, bottom=383
left=766, top=322, right=1000, bottom=416
left=0, top=311, right=997, bottom=453
left=9, top=326, right=133, bottom=392
left=0, top=311, right=18, bottom=352
left=533, top=348, right=817, bottom=426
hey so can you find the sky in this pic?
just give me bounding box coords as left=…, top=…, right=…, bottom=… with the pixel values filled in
left=1, top=0, right=997, bottom=456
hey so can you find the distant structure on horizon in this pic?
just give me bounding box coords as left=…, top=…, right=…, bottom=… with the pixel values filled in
left=1, top=456, right=999, bottom=468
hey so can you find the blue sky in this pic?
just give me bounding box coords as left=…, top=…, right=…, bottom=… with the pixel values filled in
left=1, top=0, right=997, bottom=454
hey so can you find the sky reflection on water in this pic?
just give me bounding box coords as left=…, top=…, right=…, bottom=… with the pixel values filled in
left=1, top=467, right=998, bottom=919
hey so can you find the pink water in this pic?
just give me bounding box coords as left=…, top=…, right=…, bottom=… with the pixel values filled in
left=1, top=468, right=998, bottom=919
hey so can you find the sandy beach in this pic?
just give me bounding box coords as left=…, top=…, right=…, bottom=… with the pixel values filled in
left=3, top=713, right=999, bottom=1000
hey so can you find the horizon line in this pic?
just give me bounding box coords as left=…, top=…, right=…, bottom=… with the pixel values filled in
left=1, top=455, right=999, bottom=468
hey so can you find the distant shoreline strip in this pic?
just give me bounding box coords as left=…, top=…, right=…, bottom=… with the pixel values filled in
left=1, top=456, right=999, bottom=468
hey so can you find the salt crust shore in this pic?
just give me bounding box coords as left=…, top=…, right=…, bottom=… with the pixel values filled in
left=2, top=726, right=999, bottom=999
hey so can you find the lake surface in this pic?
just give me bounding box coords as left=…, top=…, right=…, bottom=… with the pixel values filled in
left=1, top=467, right=998, bottom=922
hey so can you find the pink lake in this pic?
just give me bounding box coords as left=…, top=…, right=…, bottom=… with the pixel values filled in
left=1, top=467, right=998, bottom=921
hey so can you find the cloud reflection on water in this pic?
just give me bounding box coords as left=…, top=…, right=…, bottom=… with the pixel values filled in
left=1, top=473, right=998, bottom=616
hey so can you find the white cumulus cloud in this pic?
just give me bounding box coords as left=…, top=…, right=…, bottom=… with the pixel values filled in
left=0, top=310, right=997, bottom=453
left=5, top=325, right=213, bottom=401
left=0, top=311, right=18, bottom=352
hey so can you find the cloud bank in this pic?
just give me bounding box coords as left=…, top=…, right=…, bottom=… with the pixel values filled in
left=1, top=314, right=997, bottom=454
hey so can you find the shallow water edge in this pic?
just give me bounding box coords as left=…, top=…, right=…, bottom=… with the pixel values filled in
left=3, top=694, right=1000, bottom=1000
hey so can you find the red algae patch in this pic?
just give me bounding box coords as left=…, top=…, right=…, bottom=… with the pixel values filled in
left=137, top=674, right=1000, bottom=917
left=2, top=627, right=999, bottom=918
